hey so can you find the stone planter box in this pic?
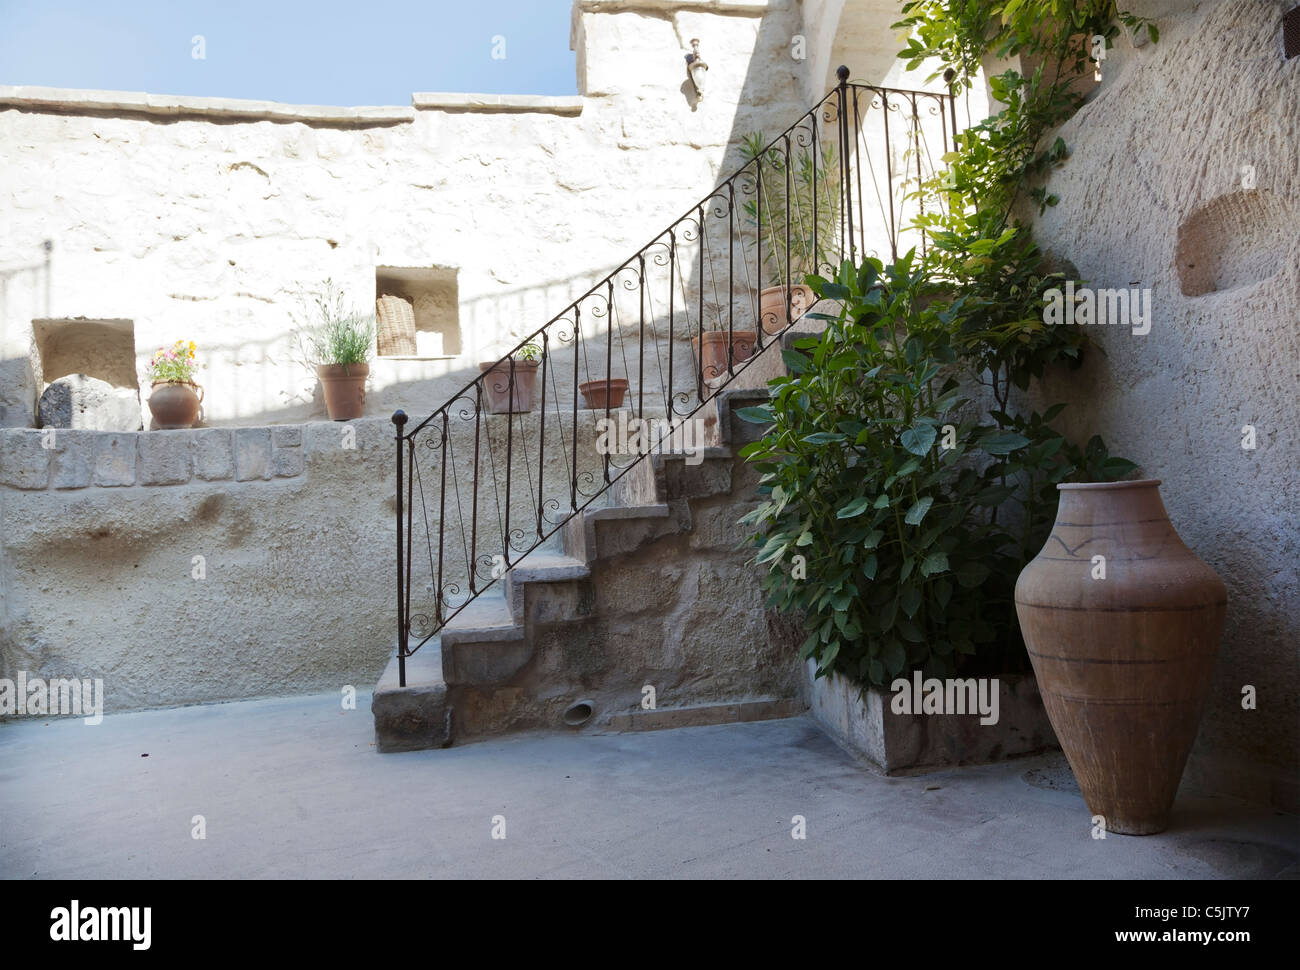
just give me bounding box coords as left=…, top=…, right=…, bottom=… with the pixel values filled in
left=801, top=660, right=1058, bottom=774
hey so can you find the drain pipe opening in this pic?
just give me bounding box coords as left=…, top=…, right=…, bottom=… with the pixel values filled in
left=562, top=700, right=595, bottom=728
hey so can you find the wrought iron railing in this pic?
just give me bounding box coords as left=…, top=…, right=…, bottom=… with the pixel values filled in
left=391, top=69, right=961, bottom=685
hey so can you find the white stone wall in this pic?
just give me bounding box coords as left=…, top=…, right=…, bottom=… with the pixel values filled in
left=0, top=0, right=815, bottom=431
left=0, top=409, right=616, bottom=709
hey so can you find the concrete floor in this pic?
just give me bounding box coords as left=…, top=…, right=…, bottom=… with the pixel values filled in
left=1, top=692, right=1296, bottom=879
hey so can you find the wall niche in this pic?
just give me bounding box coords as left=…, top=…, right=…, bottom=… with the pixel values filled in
left=375, top=266, right=460, bottom=357
left=33, top=317, right=138, bottom=387
left=32, top=317, right=141, bottom=430
left=1175, top=190, right=1295, bottom=297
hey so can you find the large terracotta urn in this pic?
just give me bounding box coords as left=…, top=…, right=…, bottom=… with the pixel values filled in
left=1014, top=480, right=1226, bottom=836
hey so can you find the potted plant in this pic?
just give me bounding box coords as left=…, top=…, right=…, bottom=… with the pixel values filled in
left=480, top=341, right=542, bottom=414
left=578, top=377, right=629, bottom=410
left=691, top=301, right=757, bottom=395
left=298, top=281, right=374, bottom=421
left=146, top=339, right=203, bottom=429
left=740, top=132, right=840, bottom=334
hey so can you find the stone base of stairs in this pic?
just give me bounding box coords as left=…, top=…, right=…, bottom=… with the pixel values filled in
left=372, top=337, right=811, bottom=753
left=372, top=645, right=451, bottom=753
left=373, top=666, right=804, bottom=752
left=604, top=698, right=803, bottom=732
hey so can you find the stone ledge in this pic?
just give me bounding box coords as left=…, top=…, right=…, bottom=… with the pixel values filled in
left=411, top=92, right=584, bottom=115
left=803, top=660, right=1059, bottom=774
left=0, top=431, right=50, bottom=490
left=0, top=85, right=416, bottom=126
left=0, top=425, right=313, bottom=491
left=605, top=697, right=801, bottom=732
left=576, top=0, right=772, bottom=14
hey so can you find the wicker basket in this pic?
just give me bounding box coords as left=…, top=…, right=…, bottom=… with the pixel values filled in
left=375, top=294, right=417, bottom=356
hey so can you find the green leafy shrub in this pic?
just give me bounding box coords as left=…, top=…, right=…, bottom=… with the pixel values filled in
left=740, top=256, right=1135, bottom=685
left=739, top=1, right=1150, bottom=688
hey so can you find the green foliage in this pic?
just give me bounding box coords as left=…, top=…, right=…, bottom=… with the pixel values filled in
left=738, top=1, right=1150, bottom=687
left=894, top=1, right=1154, bottom=93
left=739, top=132, right=842, bottom=287
left=898, top=1, right=1160, bottom=423
left=297, top=279, right=374, bottom=367
left=517, top=342, right=543, bottom=362
left=740, top=257, right=1133, bottom=686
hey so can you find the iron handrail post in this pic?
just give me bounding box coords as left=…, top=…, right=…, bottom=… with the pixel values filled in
left=392, top=409, right=408, bottom=688
left=836, top=65, right=855, bottom=264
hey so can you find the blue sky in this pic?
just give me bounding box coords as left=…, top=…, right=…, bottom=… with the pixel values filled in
left=0, top=0, right=578, bottom=104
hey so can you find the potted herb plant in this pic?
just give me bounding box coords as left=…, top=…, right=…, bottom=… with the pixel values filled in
left=146, top=339, right=203, bottom=429
left=480, top=341, right=543, bottom=414
left=298, top=281, right=375, bottom=421
left=740, top=131, right=840, bottom=334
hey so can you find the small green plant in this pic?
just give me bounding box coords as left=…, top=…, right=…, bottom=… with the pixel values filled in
left=739, top=132, right=841, bottom=288
left=700, top=300, right=732, bottom=333
left=297, top=280, right=374, bottom=368
left=517, top=342, right=543, bottom=362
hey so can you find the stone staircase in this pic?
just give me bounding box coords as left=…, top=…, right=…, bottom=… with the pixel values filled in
left=371, top=369, right=805, bottom=752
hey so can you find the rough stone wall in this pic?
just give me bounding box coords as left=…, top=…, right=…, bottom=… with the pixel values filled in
left=0, top=419, right=399, bottom=709
left=0, top=407, right=632, bottom=710
left=451, top=402, right=802, bottom=738
left=1028, top=0, right=1299, bottom=810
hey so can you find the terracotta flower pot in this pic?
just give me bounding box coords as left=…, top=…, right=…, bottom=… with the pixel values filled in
left=578, top=378, right=629, bottom=410
left=759, top=284, right=815, bottom=335
left=1014, top=480, right=1227, bottom=835
left=147, top=381, right=202, bottom=429
left=317, top=363, right=369, bottom=421
left=691, top=330, right=757, bottom=392
left=479, top=359, right=539, bottom=414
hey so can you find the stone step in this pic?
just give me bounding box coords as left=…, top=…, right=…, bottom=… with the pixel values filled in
left=372, top=642, right=450, bottom=753
left=439, top=594, right=532, bottom=686
left=649, top=446, right=734, bottom=501
left=373, top=367, right=785, bottom=751
left=562, top=501, right=682, bottom=562
left=503, top=550, right=591, bottom=625
left=714, top=386, right=776, bottom=447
